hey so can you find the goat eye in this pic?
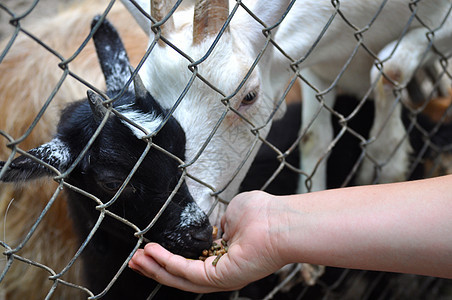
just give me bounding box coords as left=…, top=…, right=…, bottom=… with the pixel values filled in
left=100, top=181, right=137, bottom=194
left=101, top=181, right=122, bottom=192
left=241, top=90, right=258, bottom=105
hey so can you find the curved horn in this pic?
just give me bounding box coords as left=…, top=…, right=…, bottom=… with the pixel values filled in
left=151, top=0, right=175, bottom=43
left=87, top=90, right=108, bottom=121
left=193, top=0, right=229, bottom=45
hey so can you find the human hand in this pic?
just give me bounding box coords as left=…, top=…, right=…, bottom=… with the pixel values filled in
left=128, top=191, right=289, bottom=293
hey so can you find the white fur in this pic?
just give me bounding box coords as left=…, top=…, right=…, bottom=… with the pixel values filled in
left=102, top=45, right=132, bottom=93
left=120, top=0, right=452, bottom=224
left=263, top=0, right=452, bottom=192
left=117, top=104, right=163, bottom=138
left=120, top=0, right=289, bottom=225
left=179, top=202, right=207, bottom=228
left=35, top=138, right=71, bottom=169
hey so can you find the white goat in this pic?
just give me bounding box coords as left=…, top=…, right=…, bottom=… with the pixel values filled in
left=120, top=0, right=452, bottom=221
left=269, top=0, right=452, bottom=191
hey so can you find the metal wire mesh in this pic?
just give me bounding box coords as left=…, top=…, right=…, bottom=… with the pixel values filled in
left=0, top=0, right=451, bottom=299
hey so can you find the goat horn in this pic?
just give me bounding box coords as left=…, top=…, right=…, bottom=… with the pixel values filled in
left=130, top=67, right=148, bottom=100
left=151, top=0, right=175, bottom=44
left=87, top=90, right=108, bottom=121
left=193, top=0, right=229, bottom=45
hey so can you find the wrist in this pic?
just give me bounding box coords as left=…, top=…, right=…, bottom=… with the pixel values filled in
left=267, top=194, right=306, bottom=266
left=273, top=193, right=321, bottom=266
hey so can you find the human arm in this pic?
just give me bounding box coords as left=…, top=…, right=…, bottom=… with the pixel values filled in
left=128, top=175, right=452, bottom=293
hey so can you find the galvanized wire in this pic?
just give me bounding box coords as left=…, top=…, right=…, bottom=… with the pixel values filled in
left=0, top=0, right=451, bottom=299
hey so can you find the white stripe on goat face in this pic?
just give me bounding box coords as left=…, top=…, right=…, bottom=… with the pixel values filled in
left=117, top=105, right=163, bottom=139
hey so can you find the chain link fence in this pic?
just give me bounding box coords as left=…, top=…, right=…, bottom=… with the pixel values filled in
left=0, top=0, right=451, bottom=299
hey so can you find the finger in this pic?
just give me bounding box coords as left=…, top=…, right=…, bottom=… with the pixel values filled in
left=129, top=249, right=161, bottom=278
left=221, top=216, right=229, bottom=241
left=130, top=245, right=220, bottom=293
left=140, top=243, right=251, bottom=292
left=144, top=243, right=242, bottom=291
left=143, top=243, right=212, bottom=281
left=128, top=249, right=145, bottom=274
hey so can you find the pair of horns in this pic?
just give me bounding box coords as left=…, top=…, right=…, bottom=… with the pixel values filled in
left=152, top=0, right=229, bottom=45
left=87, top=73, right=148, bottom=120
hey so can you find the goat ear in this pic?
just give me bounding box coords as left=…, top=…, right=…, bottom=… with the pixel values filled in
left=91, top=16, right=132, bottom=95
left=0, top=138, right=71, bottom=182
left=233, top=0, right=291, bottom=54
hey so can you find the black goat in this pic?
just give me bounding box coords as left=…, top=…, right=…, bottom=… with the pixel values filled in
left=0, top=17, right=213, bottom=299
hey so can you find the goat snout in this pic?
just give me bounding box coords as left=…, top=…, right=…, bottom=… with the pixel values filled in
left=162, top=223, right=213, bottom=259
left=170, top=222, right=213, bottom=259
left=179, top=203, right=213, bottom=256
left=159, top=202, right=213, bottom=259
left=183, top=223, right=213, bottom=259
left=191, top=224, right=213, bottom=243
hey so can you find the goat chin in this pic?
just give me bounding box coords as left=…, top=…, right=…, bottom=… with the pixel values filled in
left=0, top=1, right=146, bottom=299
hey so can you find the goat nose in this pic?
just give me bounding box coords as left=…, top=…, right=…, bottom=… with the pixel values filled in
left=192, top=224, right=213, bottom=242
